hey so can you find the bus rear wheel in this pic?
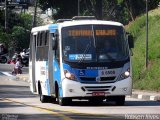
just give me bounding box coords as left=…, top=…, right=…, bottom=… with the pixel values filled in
left=39, top=84, right=48, bottom=103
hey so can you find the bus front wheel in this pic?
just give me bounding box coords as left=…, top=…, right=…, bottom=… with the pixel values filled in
left=107, top=96, right=125, bottom=106
left=58, top=89, right=71, bottom=106
left=115, top=96, right=125, bottom=106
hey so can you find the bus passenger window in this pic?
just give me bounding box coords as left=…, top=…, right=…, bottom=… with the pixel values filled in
left=39, top=32, right=43, bottom=46
left=55, top=35, right=60, bottom=61
left=45, top=31, right=49, bottom=46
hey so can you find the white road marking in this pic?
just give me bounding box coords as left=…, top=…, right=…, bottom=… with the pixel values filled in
left=1, top=72, right=13, bottom=77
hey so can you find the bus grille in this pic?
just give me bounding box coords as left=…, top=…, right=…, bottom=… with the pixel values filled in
left=80, top=77, right=116, bottom=82
left=100, top=77, right=116, bottom=81
left=82, top=86, right=112, bottom=92
left=80, top=77, right=95, bottom=81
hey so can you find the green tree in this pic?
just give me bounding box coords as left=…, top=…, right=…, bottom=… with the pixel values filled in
left=19, top=13, right=32, bottom=30
left=0, top=10, right=32, bottom=51
left=0, top=26, right=11, bottom=49
left=39, top=0, right=103, bottom=20
left=11, top=26, right=30, bottom=51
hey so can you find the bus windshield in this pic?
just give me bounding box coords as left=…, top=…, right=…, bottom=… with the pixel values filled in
left=62, top=25, right=129, bottom=63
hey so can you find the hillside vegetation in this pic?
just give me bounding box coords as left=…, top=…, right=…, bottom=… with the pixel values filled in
left=127, top=7, right=160, bottom=91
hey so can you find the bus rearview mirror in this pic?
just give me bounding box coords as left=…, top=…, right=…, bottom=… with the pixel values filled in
left=52, top=37, right=57, bottom=50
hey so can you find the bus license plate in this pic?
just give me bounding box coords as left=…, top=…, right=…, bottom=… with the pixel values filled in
left=92, top=92, right=105, bottom=96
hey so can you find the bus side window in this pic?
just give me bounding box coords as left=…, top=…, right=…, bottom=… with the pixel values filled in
left=36, top=33, right=40, bottom=60
left=29, top=34, right=33, bottom=61
left=37, top=32, right=40, bottom=46
left=36, top=32, right=43, bottom=60
left=44, top=31, right=49, bottom=61
left=45, top=31, right=49, bottom=46
left=40, top=31, right=45, bottom=60
left=40, top=32, right=43, bottom=46
left=55, top=33, right=60, bottom=62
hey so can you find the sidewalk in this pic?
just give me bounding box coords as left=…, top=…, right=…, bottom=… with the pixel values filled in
left=16, top=73, right=29, bottom=83
left=16, top=74, right=160, bottom=102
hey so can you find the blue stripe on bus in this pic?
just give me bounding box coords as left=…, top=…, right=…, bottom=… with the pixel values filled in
left=46, top=79, right=50, bottom=95
left=53, top=59, right=62, bottom=97
left=75, top=69, right=98, bottom=77
left=48, top=24, right=58, bottom=33
left=62, top=63, right=98, bottom=81
left=46, top=61, right=50, bottom=96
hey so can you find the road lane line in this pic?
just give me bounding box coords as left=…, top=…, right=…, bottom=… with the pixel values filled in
left=3, top=98, right=73, bottom=120
left=2, top=98, right=115, bottom=119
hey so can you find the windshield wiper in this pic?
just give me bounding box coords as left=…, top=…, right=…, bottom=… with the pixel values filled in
left=78, top=40, right=92, bottom=63
left=106, top=53, right=116, bottom=61
left=78, top=25, right=96, bottom=64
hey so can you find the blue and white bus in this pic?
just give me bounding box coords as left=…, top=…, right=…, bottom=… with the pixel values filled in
left=29, top=16, right=134, bottom=106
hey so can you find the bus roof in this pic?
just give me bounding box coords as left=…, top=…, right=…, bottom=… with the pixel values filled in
left=31, top=24, right=58, bottom=33
left=31, top=20, right=123, bottom=33
left=59, top=20, right=124, bottom=28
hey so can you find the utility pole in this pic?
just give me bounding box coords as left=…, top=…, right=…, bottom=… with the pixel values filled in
left=78, top=0, right=80, bottom=16
left=32, top=0, right=38, bottom=27
left=145, top=0, right=149, bottom=68
left=4, top=0, right=8, bottom=31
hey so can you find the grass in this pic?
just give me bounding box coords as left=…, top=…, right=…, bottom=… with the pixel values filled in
left=126, top=7, right=160, bottom=91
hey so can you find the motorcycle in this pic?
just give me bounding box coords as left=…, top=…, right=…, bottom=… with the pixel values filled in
left=7, top=53, right=18, bottom=64
left=20, top=50, right=29, bottom=67
left=8, top=49, right=29, bottom=66
left=0, top=54, right=8, bottom=63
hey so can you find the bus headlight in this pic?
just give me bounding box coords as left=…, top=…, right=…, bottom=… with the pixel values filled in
left=64, top=70, right=77, bottom=81
left=119, top=69, right=130, bottom=80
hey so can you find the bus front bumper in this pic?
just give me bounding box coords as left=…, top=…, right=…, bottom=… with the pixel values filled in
left=62, top=77, right=132, bottom=98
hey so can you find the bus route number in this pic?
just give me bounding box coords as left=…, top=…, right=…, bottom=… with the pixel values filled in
left=101, top=70, right=115, bottom=76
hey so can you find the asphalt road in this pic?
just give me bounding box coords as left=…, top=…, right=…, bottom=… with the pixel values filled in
left=0, top=75, right=160, bottom=120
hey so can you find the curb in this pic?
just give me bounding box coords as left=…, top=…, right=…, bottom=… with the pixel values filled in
left=130, top=93, right=160, bottom=102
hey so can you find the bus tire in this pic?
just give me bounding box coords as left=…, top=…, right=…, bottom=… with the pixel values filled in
left=39, top=83, right=48, bottom=103
left=50, top=97, right=56, bottom=103
left=58, top=89, right=71, bottom=106
left=89, top=98, right=103, bottom=104
left=115, top=96, right=125, bottom=106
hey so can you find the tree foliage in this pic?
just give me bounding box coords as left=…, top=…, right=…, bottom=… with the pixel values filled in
left=11, top=26, right=30, bottom=51
left=39, top=0, right=103, bottom=20
left=0, top=10, right=32, bottom=52
left=39, top=0, right=160, bottom=24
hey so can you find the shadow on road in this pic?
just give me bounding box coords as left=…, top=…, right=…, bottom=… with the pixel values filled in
left=0, top=85, right=37, bottom=98
left=125, top=100, right=160, bottom=106
left=0, top=113, right=124, bottom=120
left=50, top=100, right=160, bottom=107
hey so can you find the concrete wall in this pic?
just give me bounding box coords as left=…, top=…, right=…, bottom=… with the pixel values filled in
left=0, top=64, right=28, bottom=73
